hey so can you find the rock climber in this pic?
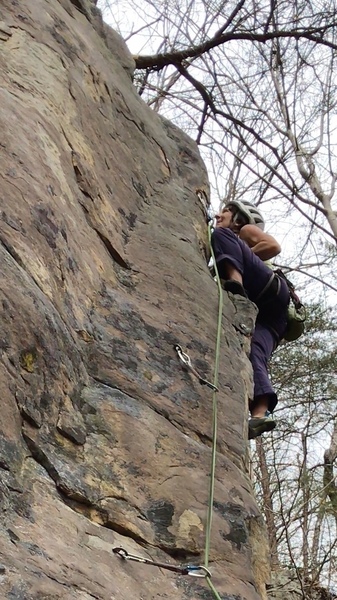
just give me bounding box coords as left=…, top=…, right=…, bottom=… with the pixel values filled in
left=211, top=201, right=290, bottom=439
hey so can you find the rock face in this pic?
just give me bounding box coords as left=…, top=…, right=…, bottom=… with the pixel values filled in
left=268, top=572, right=337, bottom=600
left=0, top=1, right=269, bottom=599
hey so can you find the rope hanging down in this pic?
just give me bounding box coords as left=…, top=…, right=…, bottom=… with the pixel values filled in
left=202, top=220, right=224, bottom=600
left=112, top=547, right=211, bottom=579
left=112, top=205, right=224, bottom=600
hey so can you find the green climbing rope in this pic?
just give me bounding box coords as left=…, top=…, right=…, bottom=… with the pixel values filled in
left=112, top=211, right=235, bottom=600
left=203, top=222, right=224, bottom=600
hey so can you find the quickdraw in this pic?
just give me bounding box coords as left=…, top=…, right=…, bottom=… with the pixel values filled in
left=112, top=547, right=211, bottom=579
left=174, top=344, right=219, bottom=392
left=195, top=189, right=209, bottom=219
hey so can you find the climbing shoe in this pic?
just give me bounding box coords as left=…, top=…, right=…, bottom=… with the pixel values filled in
left=248, top=415, right=276, bottom=440
left=223, top=279, right=248, bottom=298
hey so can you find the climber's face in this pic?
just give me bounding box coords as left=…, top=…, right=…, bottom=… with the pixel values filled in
left=214, top=207, right=234, bottom=229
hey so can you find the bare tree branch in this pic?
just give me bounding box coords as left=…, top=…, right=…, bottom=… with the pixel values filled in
left=134, top=27, right=337, bottom=70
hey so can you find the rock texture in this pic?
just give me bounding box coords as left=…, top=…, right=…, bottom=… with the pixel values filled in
left=268, top=571, right=337, bottom=600
left=0, top=1, right=269, bottom=599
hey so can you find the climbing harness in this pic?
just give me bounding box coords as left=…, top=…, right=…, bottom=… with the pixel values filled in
left=174, top=344, right=219, bottom=392
left=112, top=547, right=211, bottom=578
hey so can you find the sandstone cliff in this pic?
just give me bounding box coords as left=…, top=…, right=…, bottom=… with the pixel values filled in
left=0, top=1, right=269, bottom=598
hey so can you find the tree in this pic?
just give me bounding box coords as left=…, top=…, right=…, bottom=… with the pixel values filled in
left=99, top=0, right=337, bottom=257
left=252, top=305, right=337, bottom=594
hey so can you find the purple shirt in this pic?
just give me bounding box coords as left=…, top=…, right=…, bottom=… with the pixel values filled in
left=211, top=227, right=273, bottom=304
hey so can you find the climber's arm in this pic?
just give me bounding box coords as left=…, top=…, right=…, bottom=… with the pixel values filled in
left=239, top=224, right=281, bottom=260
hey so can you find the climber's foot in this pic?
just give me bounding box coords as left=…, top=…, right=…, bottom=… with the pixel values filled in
left=248, top=415, right=276, bottom=440
left=223, top=279, right=247, bottom=298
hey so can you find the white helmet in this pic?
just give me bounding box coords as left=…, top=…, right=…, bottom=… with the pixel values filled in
left=226, top=200, right=265, bottom=230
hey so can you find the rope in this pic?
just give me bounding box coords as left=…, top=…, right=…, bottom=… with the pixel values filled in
left=202, top=222, right=224, bottom=600
left=174, top=214, right=224, bottom=599
left=112, top=213, right=225, bottom=600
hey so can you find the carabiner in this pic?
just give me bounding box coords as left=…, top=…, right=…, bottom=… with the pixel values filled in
left=174, top=344, right=192, bottom=369
left=174, top=345, right=219, bottom=392
left=187, top=565, right=212, bottom=578
left=113, top=548, right=141, bottom=561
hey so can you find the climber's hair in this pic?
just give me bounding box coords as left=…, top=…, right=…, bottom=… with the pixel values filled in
left=225, top=205, right=249, bottom=229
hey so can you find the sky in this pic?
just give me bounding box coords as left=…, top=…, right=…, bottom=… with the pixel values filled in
left=97, top=0, right=337, bottom=306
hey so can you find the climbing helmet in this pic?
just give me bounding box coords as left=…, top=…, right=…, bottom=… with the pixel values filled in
left=226, top=200, right=265, bottom=230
